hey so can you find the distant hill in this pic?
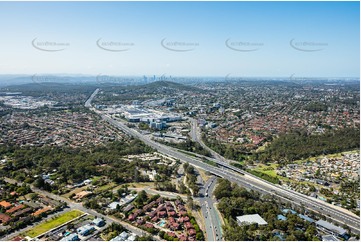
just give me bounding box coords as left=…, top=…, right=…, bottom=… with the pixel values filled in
left=0, top=82, right=98, bottom=97
left=103, top=80, right=204, bottom=94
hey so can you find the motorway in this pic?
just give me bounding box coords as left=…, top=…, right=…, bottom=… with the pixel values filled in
left=199, top=176, right=223, bottom=241
left=189, top=118, right=227, bottom=163
left=86, top=89, right=360, bottom=234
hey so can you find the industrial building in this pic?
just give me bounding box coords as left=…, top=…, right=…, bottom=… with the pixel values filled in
left=315, top=220, right=348, bottom=239
left=236, top=214, right=268, bottom=226
left=121, top=106, right=182, bottom=124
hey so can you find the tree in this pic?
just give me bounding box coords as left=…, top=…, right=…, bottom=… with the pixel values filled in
left=214, top=179, right=232, bottom=199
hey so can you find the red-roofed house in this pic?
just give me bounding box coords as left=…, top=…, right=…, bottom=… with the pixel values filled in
left=179, top=234, right=187, bottom=241
left=144, top=223, right=154, bottom=229
left=0, top=201, right=12, bottom=209
left=10, top=191, right=18, bottom=196
left=0, top=213, right=12, bottom=224
left=168, top=210, right=176, bottom=217
left=128, top=214, right=136, bottom=221
left=184, top=222, right=193, bottom=229
left=158, top=210, right=167, bottom=218
left=170, top=222, right=180, bottom=231
left=167, top=232, right=177, bottom=238
left=6, top=204, right=24, bottom=214
left=188, top=229, right=197, bottom=236
left=179, top=210, right=187, bottom=216
left=11, top=236, right=23, bottom=241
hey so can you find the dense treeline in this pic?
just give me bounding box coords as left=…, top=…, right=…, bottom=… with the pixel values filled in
left=215, top=179, right=319, bottom=241
left=256, top=128, right=359, bottom=163
left=0, top=139, right=178, bottom=193
left=158, top=139, right=212, bottom=157
left=202, top=134, right=249, bottom=161
left=183, top=163, right=200, bottom=196
left=304, top=102, right=328, bottom=112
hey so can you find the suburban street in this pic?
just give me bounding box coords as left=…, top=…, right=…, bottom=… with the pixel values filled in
left=3, top=177, right=155, bottom=240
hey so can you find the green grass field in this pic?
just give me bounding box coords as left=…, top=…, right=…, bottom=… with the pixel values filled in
left=254, top=163, right=278, bottom=177
left=23, top=210, right=84, bottom=238
left=94, top=182, right=117, bottom=193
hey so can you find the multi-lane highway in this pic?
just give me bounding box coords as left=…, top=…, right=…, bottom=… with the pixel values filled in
left=86, top=89, right=360, bottom=234
left=199, top=176, right=223, bottom=241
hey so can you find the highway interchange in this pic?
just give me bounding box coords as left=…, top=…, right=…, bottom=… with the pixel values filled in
left=87, top=89, right=360, bottom=235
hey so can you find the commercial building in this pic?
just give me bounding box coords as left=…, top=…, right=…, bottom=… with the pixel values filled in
left=236, top=214, right=268, bottom=226
left=316, top=220, right=347, bottom=238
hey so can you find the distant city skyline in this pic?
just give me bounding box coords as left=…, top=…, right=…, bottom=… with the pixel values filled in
left=0, top=1, right=359, bottom=77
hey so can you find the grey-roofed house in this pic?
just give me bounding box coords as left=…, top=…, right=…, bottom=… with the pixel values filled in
left=110, top=231, right=129, bottom=241
left=77, top=224, right=95, bottom=236
left=282, top=208, right=297, bottom=214
left=93, top=217, right=105, bottom=227
left=298, top=214, right=315, bottom=223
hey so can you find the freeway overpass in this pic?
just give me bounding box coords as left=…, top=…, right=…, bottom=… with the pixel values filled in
left=85, top=89, right=360, bottom=234
left=102, top=114, right=360, bottom=233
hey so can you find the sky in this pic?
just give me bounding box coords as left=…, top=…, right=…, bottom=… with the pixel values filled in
left=0, top=1, right=359, bottom=77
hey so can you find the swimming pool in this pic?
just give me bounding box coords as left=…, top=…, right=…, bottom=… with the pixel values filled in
left=158, top=220, right=166, bottom=227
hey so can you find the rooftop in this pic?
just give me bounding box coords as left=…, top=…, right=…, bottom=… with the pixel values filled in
left=316, top=220, right=347, bottom=236
left=322, top=235, right=340, bottom=241
left=236, top=214, right=268, bottom=226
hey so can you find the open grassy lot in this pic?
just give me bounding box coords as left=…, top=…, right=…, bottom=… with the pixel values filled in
left=120, top=182, right=154, bottom=189
left=94, top=182, right=117, bottom=193
left=197, top=168, right=211, bottom=183
left=253, top=163, right=278, bottom=177
left=23, top=210, right=84, bottom=238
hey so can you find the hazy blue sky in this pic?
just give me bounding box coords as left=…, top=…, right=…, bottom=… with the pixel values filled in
left=0, top=1, right=359, bottom=77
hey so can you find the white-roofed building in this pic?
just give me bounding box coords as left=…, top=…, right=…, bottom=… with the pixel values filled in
left=322, top=235, right=339, bottom=241
left=110, top=231, right=129, bottom=241
left=236, top=214, right=268, bottom=226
